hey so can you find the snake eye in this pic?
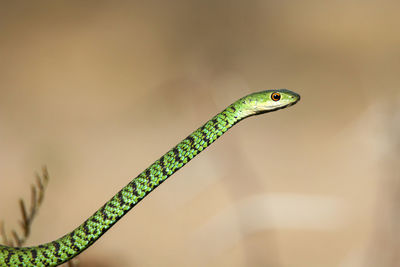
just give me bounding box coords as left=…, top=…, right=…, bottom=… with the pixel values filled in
left=271, top=92, right=281, bottom=101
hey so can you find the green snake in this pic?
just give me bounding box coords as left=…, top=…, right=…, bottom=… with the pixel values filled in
left=0, top=89, right=300, bottom=266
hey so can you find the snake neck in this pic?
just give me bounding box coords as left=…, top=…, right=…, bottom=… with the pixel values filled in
left=0, top=105, right=244, bottom=267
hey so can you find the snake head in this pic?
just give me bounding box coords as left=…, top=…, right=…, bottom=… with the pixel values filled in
left=234, top=89, right=300, bottom=117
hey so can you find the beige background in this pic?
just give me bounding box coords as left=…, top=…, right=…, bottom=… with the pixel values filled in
left=1, top=1, right=400, bottom=266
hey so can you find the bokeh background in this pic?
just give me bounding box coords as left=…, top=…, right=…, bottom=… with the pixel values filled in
left=1, top=1, right=400, bottom=266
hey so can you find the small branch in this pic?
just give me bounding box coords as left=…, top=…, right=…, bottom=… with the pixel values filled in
left=0, top=167, right=49, bottom=247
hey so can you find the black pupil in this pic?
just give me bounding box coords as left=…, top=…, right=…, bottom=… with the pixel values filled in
left=272, top=93, right=280, bottom=101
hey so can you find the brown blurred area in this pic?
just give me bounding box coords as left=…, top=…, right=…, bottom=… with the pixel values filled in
left=0, top=1, right=400, bottom=266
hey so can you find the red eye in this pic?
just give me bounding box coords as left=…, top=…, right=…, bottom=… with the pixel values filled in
left=271, top=92, right=281, bottom=101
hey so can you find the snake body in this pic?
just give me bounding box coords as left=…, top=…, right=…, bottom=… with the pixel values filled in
left=0, top=89, right=300, bottom=266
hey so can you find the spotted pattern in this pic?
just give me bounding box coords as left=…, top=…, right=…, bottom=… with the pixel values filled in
left=0, top=90, right=300, bottom=266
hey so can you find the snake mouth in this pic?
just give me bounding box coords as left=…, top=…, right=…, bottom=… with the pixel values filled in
left=288, top=94, right=301, bottom=107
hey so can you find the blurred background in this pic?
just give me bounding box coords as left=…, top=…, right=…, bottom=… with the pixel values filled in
left=0, top=1, right=399, bottom=266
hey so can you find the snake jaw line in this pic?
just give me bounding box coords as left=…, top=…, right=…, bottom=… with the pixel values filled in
left=234, top=89, right=300, bottom=117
